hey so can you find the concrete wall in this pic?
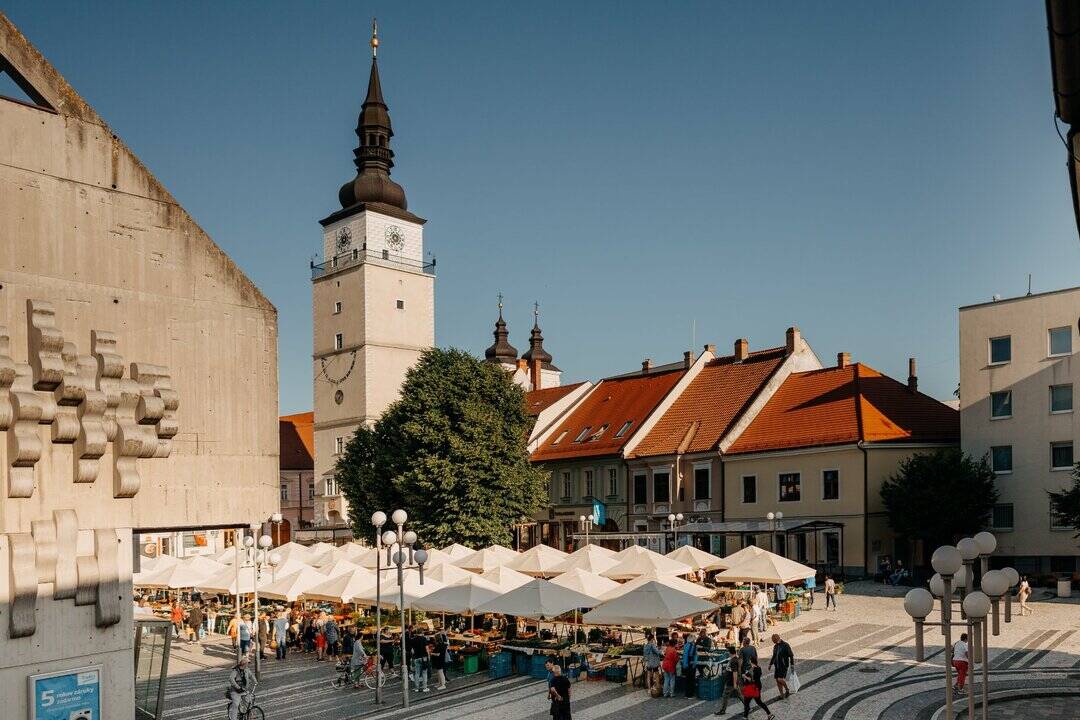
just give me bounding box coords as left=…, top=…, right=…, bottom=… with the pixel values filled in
left=960, top=289, right=1080, bottom=567
left=0, top=14, right=278, bottom=719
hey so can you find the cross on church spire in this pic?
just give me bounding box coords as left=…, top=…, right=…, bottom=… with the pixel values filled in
left=371, top=18, right=379, bottom=58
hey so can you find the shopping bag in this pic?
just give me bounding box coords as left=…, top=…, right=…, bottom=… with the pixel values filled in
left=786, top=668, right=801, bottom=693
left=741, top=683, right=760, bottom=699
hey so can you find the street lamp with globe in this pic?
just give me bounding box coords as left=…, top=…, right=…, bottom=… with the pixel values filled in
left=579, top=514, right=596, bottom=546
left=667, top=512, right=685, bottom=550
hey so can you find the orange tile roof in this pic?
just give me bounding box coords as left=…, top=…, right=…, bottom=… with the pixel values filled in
left=531, top=368, right=685, bottom=462
left=525, top=382, right=586, bottom=417
left=727, top=363, right=959, bottom=454
left=280, top=411, right=314, bottom=470
left=630, top=347, right=787, bottom=458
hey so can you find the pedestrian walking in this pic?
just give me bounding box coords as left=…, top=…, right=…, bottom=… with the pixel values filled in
left=952, top=632, right=969, bottom=694
left=314, top=625, right=327, bottom=661
left=737, top=602, right=752, bottom=644
left=257, top=613, right=269, bottom=660
left=749, top=602, right=762, bottom=645
left=661, top=638, right=679, bottom=698
left=187, top=603, right=204, bottom=644
left=324, top=615, right=340, bottom=658
left=824, top=575, right=838, bottom=611
left=273, top=611, right=289, bottom=660
left=738, top=637, right=758, bottom=672
left=431, top=632, right=449, bottom=690
left=805, top=575, right=816, bottom=605
left=1018, top=577, right=1033, bottom=616
left=714, top=644, right=741, bottom=716
left=768, top=634, right=794, bottom=699
left=408, top=626, right=430, bottom=692
left=643, top=631, right=663, bottom=695
left=681, top=630, right=698, bottom=698
left=238, top=614, right=252, bottom=656
left=548, top=664, right=572, bottom=720
left=739, top=656, right=774, bottom=719
left=754, top=587, right=769, bottom=635
left=170, top=601, right=185, bottom=639
left=227, top=613, right=240, bottom=649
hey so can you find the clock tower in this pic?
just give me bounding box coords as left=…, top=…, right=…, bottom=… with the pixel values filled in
left=310, top=21, right=435, bottom=529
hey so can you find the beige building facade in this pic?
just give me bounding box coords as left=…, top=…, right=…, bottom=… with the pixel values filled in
left=0, top=14, right=279, bottom=720
left=960, top=287, right=1080, bottom=573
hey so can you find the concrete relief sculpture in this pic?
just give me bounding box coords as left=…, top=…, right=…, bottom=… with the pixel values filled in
left=4, top=301, right=177, bottom=638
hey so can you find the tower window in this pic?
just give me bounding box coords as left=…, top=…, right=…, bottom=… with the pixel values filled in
left=335, top=436, right=345, bottom=455
left=333, top=301, right=342, bottom=315
left=396, top=299, right=405, bottom=310
left=334, top=333, right=344, bottom=350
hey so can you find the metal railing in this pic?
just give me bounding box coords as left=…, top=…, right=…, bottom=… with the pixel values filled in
left=311, top=248, right=435, bottom=279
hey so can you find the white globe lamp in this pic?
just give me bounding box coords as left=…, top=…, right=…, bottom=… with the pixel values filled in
left=929, top=573, right=945, bottom=597
left=973, top=531, right=997, bottom=556
left=981, top=570, right=1008, bottom=598
left=391, top=509, right=408, bottom=525
left=381, top=530, right=397, bottom=546
left=371, top=511, right=387, bottom=527
left=962, top=591, right=991, bottom=619
left=414, top=549, right=428, bottom=565
left=957, top=537, right=979, bottom=561
left=930, top=546, right=963, bottom=576
left=1002, top=567, right=1019, bottom=587
left=903, top=588, right=934, bottom=619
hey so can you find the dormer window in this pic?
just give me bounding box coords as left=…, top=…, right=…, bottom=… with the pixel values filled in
left=614, top=420, right=633, bottom=438
left=587, top=424, right=609, bottom=442
left=573, top=426, right=592, bottom=443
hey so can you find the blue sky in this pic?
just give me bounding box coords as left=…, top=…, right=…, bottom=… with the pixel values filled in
left=6, top=2, right=1078, bottom=413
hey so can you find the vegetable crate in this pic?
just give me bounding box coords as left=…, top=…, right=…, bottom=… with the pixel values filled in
left=604, top=665, right=627, bottom=683
left=697, top=676, right=724, bottom=701
left=488, top=652, right=512, bottom=680
left=529, top=654, right=551, bottom=679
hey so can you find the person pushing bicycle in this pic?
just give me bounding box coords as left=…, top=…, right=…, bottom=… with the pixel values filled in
left=226, top=655, right=257, bottom=720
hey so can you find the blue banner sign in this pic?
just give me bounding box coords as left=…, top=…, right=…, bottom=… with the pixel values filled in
left=592, top=500, right=605, bottom=527
left=29, top=666, right=101, bottom=720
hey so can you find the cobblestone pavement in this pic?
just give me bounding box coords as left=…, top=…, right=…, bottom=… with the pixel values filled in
left=162, top=583, right=1080, bottom=720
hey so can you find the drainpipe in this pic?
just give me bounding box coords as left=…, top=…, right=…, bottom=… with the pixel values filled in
left=859, top=441, right=869, bottom=579
left=718, top=454, right=726, bottom=523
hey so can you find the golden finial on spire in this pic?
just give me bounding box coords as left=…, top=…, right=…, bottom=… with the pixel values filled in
left=371, top=17, right=379, bottom=58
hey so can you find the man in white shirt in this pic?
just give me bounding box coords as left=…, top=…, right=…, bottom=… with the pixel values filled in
left=754, top=588, right=769, bottom=634
left=951, top=633, right=969, bottom=694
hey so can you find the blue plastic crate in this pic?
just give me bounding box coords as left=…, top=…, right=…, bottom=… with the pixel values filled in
left=604, top=665, right=627, bottom=683
left=489, top=652, right=512, bottom=679
left=697, top=676, right=723, bottom=701
left=530, top=654, right=551, bottom=679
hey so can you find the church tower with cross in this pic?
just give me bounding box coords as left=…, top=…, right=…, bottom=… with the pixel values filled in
left=310, top=20, right=435, bottom=528
left=484, top=298, right=561, bottom=391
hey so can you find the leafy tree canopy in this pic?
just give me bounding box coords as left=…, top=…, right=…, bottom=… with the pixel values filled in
left=881, top=448, right=998, bottom=553
left=335, top=347, right=548, bottom=548
left=1049, top=464, right=1080, bottom=540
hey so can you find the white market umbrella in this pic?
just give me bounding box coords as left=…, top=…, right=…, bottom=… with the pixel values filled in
left=475, top=578, right=600, bottom=620
left=548, top=568, right=621, bottom=602
left=416, top=548, right=454, bottom=568
left=426, top=562, right=476, bottom=586
left=354, top=575, right=445, bottom=609
left=318, top=558, right=361, bottom=578
left=312, top=546, right=355, bottom=567
left=715, top=552, right=816, bottom=585
left=301, top=568, right=377, bottom=604
left=134, top=554, right=180, bottom=583
left=454, top=544, right=519, bottom=572
left=259, top=567, right=331, bottom=602
left=667, top=545, right=727, bottom=572
left=308, top=541, right=337, bottom=555
left=505, top=544, right=569, bottom=577
left=209, top=547, right=239, bottom=564
left=612, top=544, right=653, bottom=560
left=602, top=549, right=692, bottom=580
left=583, top=581, right=719, bottom=626
left=413, top=575, right=502, bottom=614
left=479, top=565, right=533, bottom=591
left=718, top=544, right=766, bottom=569
left=267, top=542, right=314, bottom=567
left=550, top=545, right=620, bottom=575
left=139, top=556, right=225, bottom=589
left=441, top=543, right=475, bottom=560
left=600, top=572, right=713, bottom=601
left=340, top=543, right=375, bottom=560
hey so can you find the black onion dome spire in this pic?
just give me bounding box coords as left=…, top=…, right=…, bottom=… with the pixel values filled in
left=338, top=19, right=408, bottom=211
left=485, top=294, right=518, bottom=363
left=521, top=302, right=557, bottom=370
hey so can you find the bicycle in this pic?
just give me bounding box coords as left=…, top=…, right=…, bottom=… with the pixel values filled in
left=330, top=657, right=399, bottom=690
left=225, top=690, right=264, bottom=720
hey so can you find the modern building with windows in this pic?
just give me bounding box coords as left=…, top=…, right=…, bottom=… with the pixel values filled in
left=960, top=287, right=1080, bottom=574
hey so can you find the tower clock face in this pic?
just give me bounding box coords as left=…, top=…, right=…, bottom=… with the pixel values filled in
left=335, top=227, right=352, bottom=253
left=385, top=225, right=404, bottom=251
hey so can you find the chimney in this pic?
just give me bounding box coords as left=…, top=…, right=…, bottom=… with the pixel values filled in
left=908, top=357, right=918, bottom=392
left=641, top=358, right=652, bottom=374
left=785, top=326, right=801, bottom=355
left=703, top=343, right=716, bottom=355
left=734, top=338, right=749, bottom=361
left=683, top=350, right=695, bottom=369
left=837, top=352, right=851, bottom=368
left=530, top=357, right=542, bottom=391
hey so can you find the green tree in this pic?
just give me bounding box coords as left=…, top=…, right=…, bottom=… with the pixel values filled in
left=1048, top=464, right=1080, bottom=539
left=336, top=347, right=548, bottom=547
left=881, top=448, right=998, bottom=560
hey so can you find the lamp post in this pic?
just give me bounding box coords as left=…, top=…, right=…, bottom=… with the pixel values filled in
left=766, top=511, right=784, bottom=555
left=243, top=525, right=279, bottom=680
left=905, top=535, right=1015, bottom=720
left=371, top=511, right=387, bottom=705
left=578, top=514, right=595, bottom=546
left=667, top=512, right=684, bottom=551
left=270, top=512, right=283, bottom=546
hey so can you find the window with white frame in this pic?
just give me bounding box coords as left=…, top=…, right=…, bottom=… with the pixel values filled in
left=334, top=333, right=344, bottom=350
left=991, top=445, right=1013, bottom=473
left=1051, top=441, right=1074, bottom=470
left=561, top=471, right=572, bottom=499
left=308, top=482, right=315, bottom=500
left=1049, top=326, right=1072, bottom=356
left=325, top=476, right=338, bottom=496
left=280, top=484, right=288, bottom=501
left=990, top=390, right=1012, bottom=419
left=694, top=466, right=710, bottom=499
left=653, top=470, right=670, bottom=503
left=822, top=469, right=839, bottom=500
left=991, top=503, right=1014, bottom=530
left=573, top=426, right=592, bottom=443
left=335, top=436, right=345, bottom=455
left=742, top=475, right=757, bottom=503
left=989, top=336, right=1011, bottom=364
left=333, top=300, right=342, bottom=314
left=1050, top=384, right=1073, bottom=413
left=614, top=420, right=633, bottom=438
left=778, top=472, right=801, bottom=502
left=607, top=468, right=618, bottom=497
left=587, top=424, right=609, bottom=442
left=583, top=469, right=594, bottom=497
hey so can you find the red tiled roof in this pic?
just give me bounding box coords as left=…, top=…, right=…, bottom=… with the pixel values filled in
left=630, top=347, right=787, bottom=458
left=727, top=363, right=959, bottom=454
left=531, top=368, right=685, bottom=462
left=280, top=411, right=314, bottom=470
left=525, top=382, right=586, bottom=417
